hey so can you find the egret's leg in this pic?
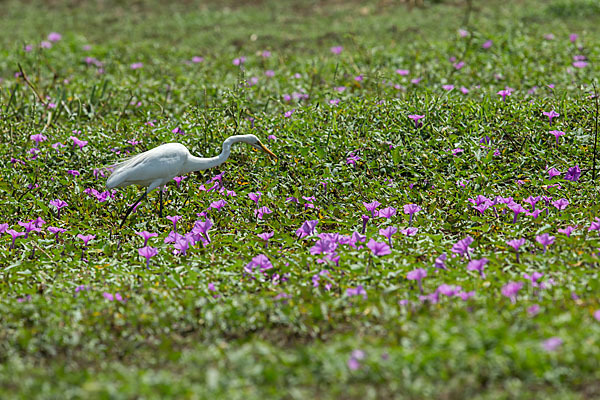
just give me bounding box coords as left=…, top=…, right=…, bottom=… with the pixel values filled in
left=159, top=188, right=163, bottom=218
left=119, top=190, right=148, bottom=228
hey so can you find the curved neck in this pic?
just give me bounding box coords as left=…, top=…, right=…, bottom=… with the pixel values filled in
left=183, top=135, right=250, bottom=174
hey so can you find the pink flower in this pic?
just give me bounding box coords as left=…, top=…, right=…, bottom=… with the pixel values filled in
left=408, top=114, right=425, bottom=128
left=330, top=46, right=343, bottom=55
left=366, top=239, right=391, bottom=256
left=48, top=32, right=62, bottom=42
left=407, top=268, right=427, bottom=292
left=542, top=337, right=563, bottom=351
left=501, top=281, right=523, bottom=303
left=542, top=110, right=559, bottom=125
left=467, top=258, right=488, bottom=278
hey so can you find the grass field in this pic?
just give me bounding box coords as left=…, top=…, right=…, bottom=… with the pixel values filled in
left=1, top=0, right=600, bottom=398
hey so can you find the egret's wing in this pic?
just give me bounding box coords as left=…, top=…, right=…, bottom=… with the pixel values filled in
left=106, top=144, right=188, bottom=189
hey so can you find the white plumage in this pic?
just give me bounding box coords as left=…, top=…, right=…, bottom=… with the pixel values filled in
left=106, top=134, right=275, bottom=227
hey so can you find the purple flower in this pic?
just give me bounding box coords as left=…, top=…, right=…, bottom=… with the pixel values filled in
left=258, top=232, right=274, bottom=247
left=330, top=46, right=343, bottom=54
left=248, top=191, right=261, bottom=205
left=70, top=135, right=88, bottom=150
left=467, top=258, right=488, bottom=278
left=172, top=176, right=187, bottom=188
left=569, top=33, right=578, bottom=42
left=209, top=200, right=227, bottom=211
left=232, top=56, right=246, bottom=66
left=192, top=56, right=204, bottom=63
left=434, top=253, right=447, bottom=270
left=167, top=215, right=182, bottom=231
left=552, top=198, right=569, bottom=211
left=363, top=201, right=381, bottom=217
left=400, top=227, right=418, bottom=236
left=139, top=246, right=158, bottom=268
left=378, top=207, right=396, bottom=219
left=482, top=40, right=493, bottom=49
left=244, top=254, right=273, bottom=274
left=310, top=239, right=336, bottom=255
left=296, top=220, right=318, bottom=239
left=192, top=218, right=213, bottom=244
left=588, top=218, right=600, bottom=233
left=474, top=203, right=490, bottom=215
left=347, top=349, right=365, bottom=370
left=18, top=220, right=40, bottom=238
left=284, top=109, right=295, bottom=118
left=452, top=236, right=474, bottom=259
left=469, top=195, right=490, bottom=206
left=408, top=114, right=425, bottom=128
left=437, top=284, right=462, bottom=297
left=346, top=152, right=361, bottom=166
left=49, top=199, right=68, bottom=218
left=255, top=206, right=272, bottom=219
left=379, top=226, right=398, bottom=248
left=403, top=204, right=421, bottom=225
left=536, top=233, right=555, bottom=253
left=48, top=32, right=62, bottom=42
left=346, top=285, right=367, bottom=299
left=136, top=231, right=158, bottom=246
left=528, top=304, right=541, bottom=316
left=6, top=229, right=25, bottom=249
left=523, top=271, right=544, bottom=288
left=497, top=89, right=511, bottom=102
left=31, top=134, right=48, bottom=146
left=361, top=215, right=369, bottom=234
left=396, top=69, right=409, bottom=76
left=564, top=165, right=581, bottom=182
left=549, top=130, right=565, bottom=147
left=407, top=268, right=427, bottom=293
left=547, top=167, right=561, bottom=180
left=558, top=226, right=576, bottom=237
left=523, top=196, right=541, bottom=210
left=47, top=226, right=65, bottom=243
left=77, top=234, right=95, bottom=246
left=573, top=61, right=588, bottom=68
left=172, top=126, right=185, bottom=135
left=542, top=337, right=563, bottom=352
left=501, top=282, right=523, bottom=303
left=542, top=110, right=559, bottom=125
left=442, top=84, right=454, bottom=91
left=130, top=62, right=144, bottom=70
left=507, top=238, right=526, bottom=263
left=174, top=237, right=190, bottom=255
left=508, top=202, right=527, bottom=223
left=366, top=239, right=391, bottom=256
left=593, top=310, right=600, bottom=322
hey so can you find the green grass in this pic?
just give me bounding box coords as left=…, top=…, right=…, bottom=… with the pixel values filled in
left=1, top=0, right=600, bottom=398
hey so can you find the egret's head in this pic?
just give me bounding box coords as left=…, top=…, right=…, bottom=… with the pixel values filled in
left=246, top=134, right=276, bottom=159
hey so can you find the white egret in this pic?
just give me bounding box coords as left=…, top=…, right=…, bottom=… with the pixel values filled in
left=106, top=134, right=276, bottom=227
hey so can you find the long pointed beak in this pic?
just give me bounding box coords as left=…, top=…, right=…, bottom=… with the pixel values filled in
left=259, top=141, right=277, bottom=159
